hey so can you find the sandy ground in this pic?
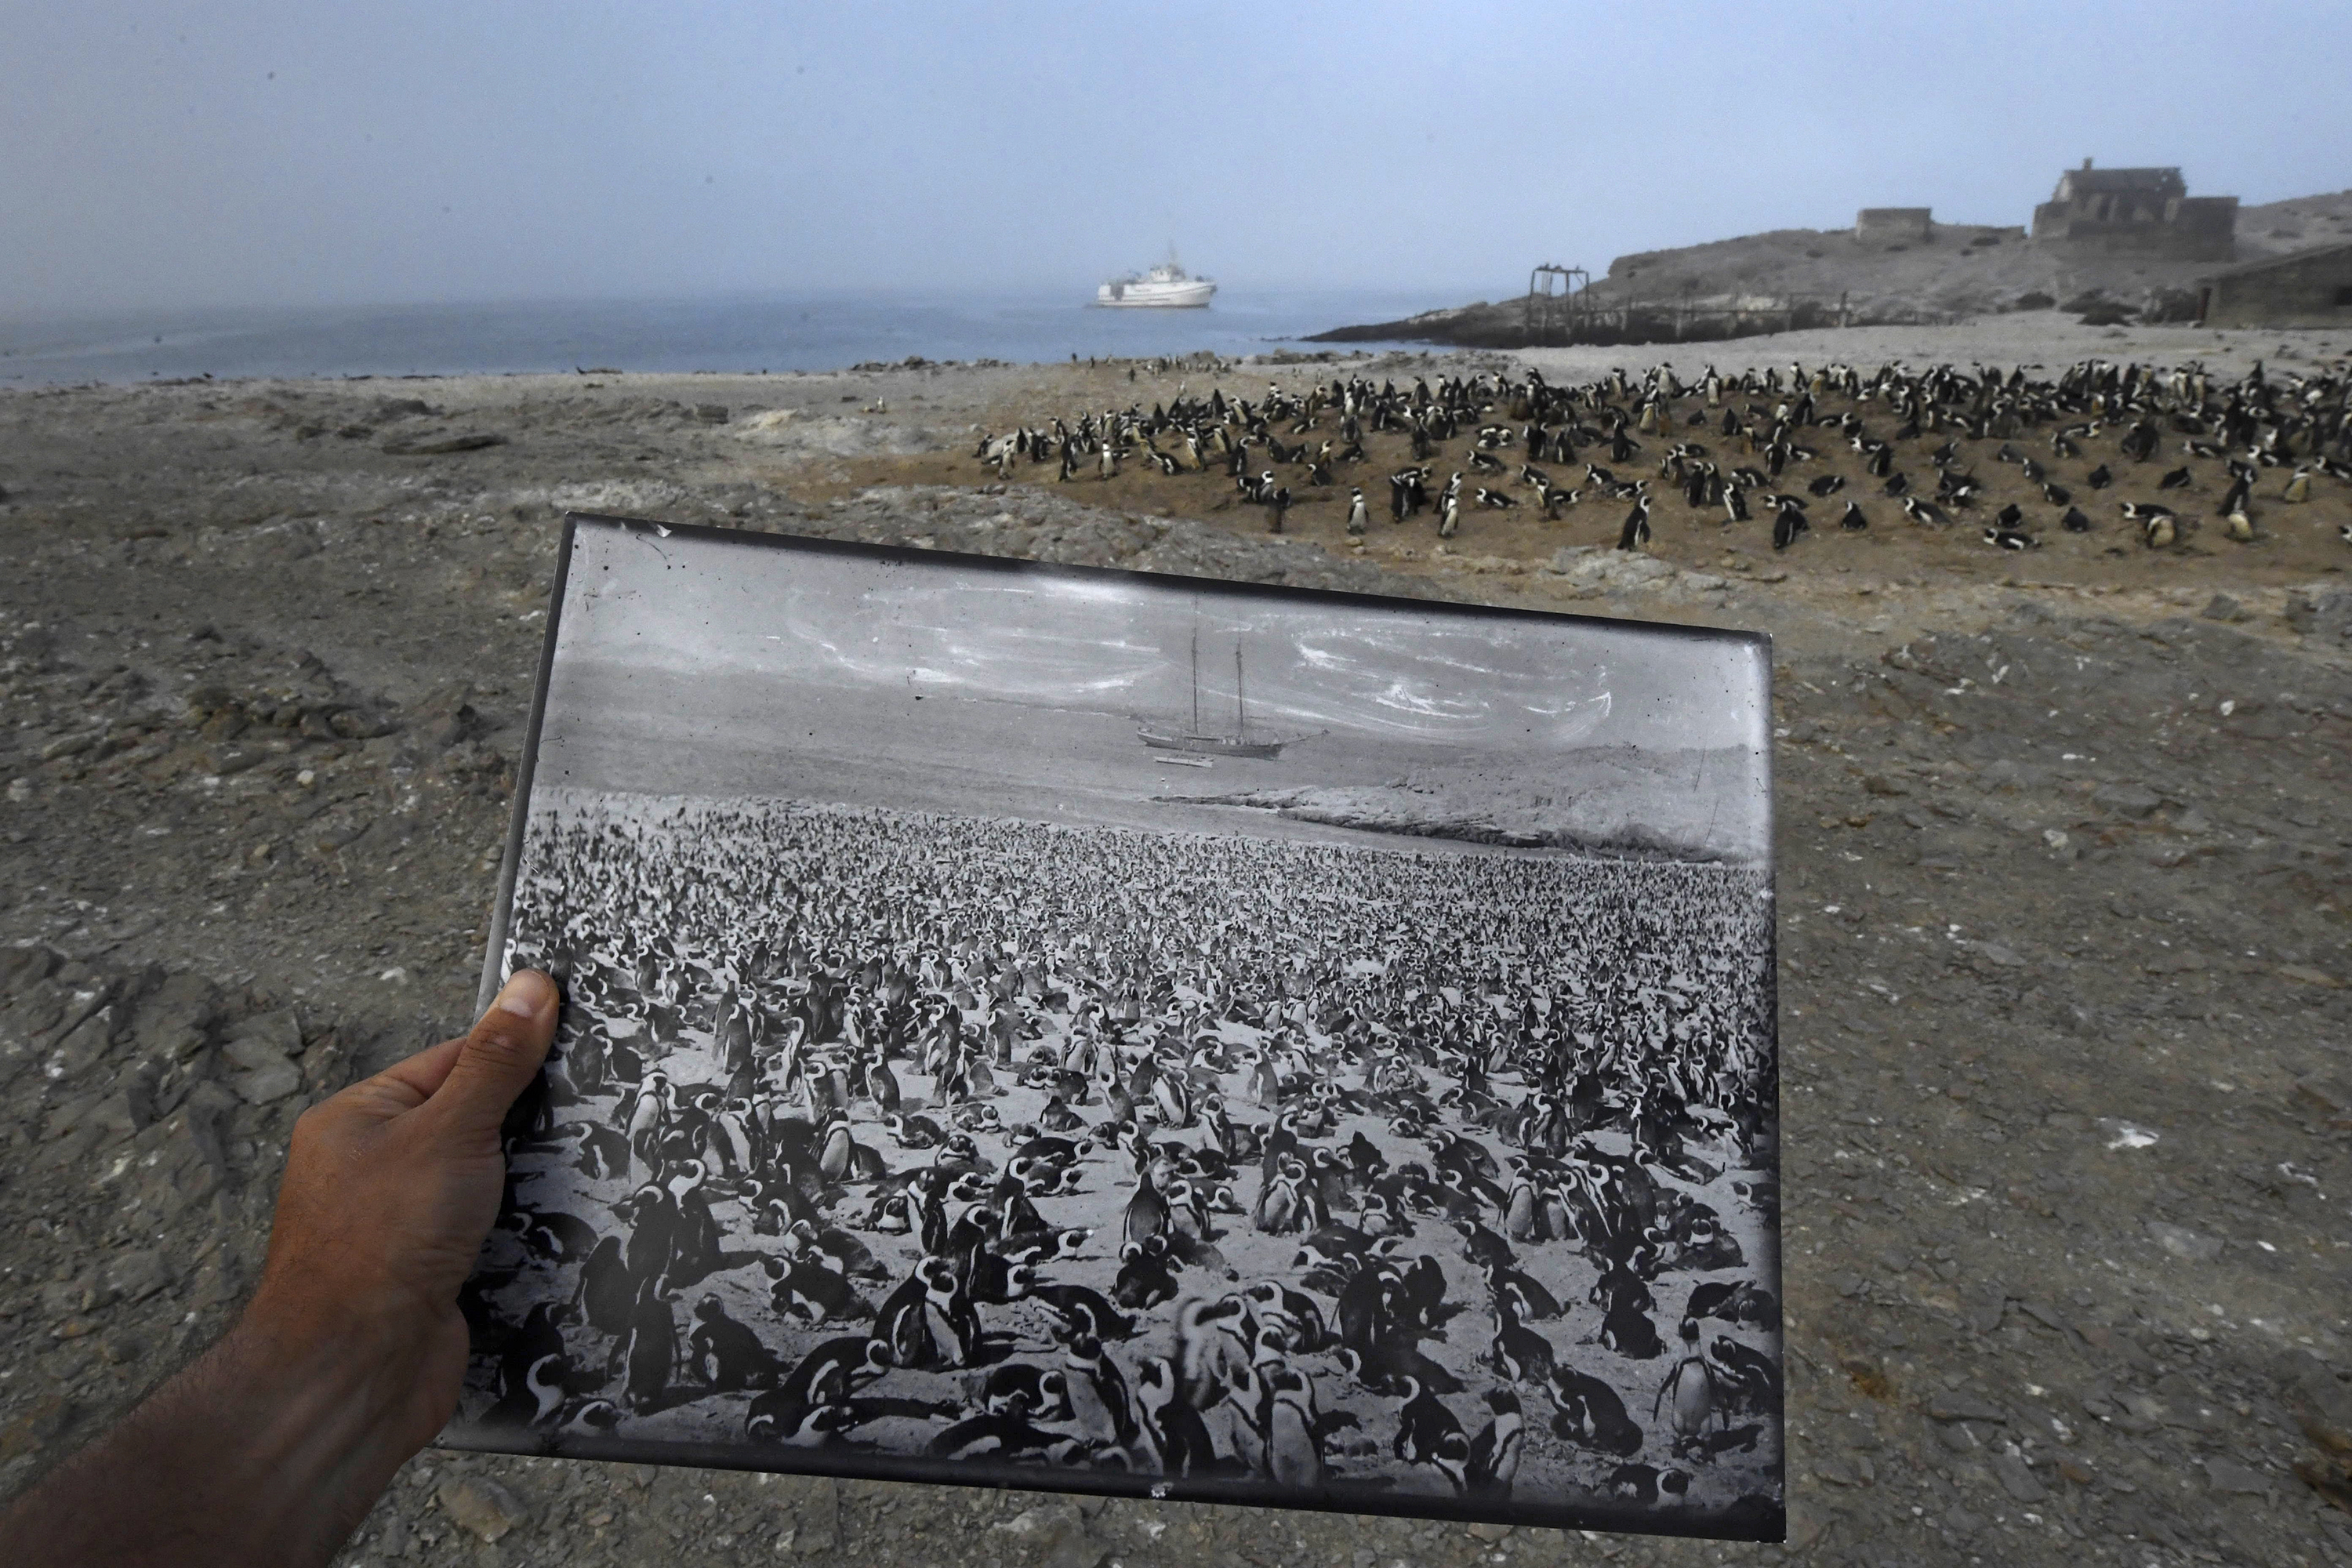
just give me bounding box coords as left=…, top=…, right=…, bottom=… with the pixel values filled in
left=2, top=316, right=2351, bottom=1567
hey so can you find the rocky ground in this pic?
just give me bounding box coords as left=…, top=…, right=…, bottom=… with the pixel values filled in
left=3, top=328, right=2351, bottom=1566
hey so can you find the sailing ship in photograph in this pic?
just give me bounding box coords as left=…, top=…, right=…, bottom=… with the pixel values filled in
left=1138, top=615, right=1319, bottom=760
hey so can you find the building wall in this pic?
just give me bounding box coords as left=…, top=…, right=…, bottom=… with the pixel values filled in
left=2204, top=247, right=2352, bottom=328
left=2031, top=195, right=2237, bottom=260
left=1855, top=208, right=1932, bottom=245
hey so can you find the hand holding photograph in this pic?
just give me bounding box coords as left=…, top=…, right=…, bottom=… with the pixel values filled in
left=452, top=514, right=1781, bottom=1541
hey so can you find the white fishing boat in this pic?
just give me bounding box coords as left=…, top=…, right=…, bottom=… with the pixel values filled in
left=1095, top=251, right=1215, bottom=309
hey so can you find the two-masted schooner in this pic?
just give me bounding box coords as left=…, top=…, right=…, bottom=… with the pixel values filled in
left=1138, top=615, right=1319, bottom=760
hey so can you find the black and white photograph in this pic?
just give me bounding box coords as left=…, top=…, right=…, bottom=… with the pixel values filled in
left=450, top=516, right=1781, bottom=1539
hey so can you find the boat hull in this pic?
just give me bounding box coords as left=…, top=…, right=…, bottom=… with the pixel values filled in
left=1138, top=728, right=1286, bottom=760
left=1094, top=282, right=1216, bottom=308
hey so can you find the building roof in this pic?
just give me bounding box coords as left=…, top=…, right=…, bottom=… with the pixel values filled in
left=2201, top=239, right=2352, bottom=280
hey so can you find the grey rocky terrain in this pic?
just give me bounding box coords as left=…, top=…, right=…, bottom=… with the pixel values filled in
left=2, top=356, right=2350, bottom=1566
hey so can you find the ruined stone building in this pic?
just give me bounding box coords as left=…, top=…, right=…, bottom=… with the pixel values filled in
left=1854, top=208, right=1933, bottom=246
left=2031, top=162, right=2237, bottom=260
left=2199, top=241, right=2352, bottom=328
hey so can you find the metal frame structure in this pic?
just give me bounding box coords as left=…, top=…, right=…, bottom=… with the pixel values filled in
left=1523, top=264, right=1590, bottom=343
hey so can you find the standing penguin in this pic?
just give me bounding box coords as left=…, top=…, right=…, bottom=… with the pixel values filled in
left=615, top=1276, right=677, bottom=1414
left=1439, top=492, right=1461, bottom=539
left=1466, top=1388, right=1525, bottom=1499
left=1617, top=492, right=1651, bottom=551
left=1345, top=487, right=1368, bottom=536
left=1262, top=1362, right=1326, bottom=1489
left=1653, top=1320, right=1722, bottom=1453
left=1133, top=1356, right=1218, bottom=1476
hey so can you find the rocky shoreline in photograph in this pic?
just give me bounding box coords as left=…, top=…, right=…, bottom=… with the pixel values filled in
left=3, top=322, right=2351, bottom=1566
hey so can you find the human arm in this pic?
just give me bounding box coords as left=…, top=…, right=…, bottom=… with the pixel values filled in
left=0, top=968, right=557, bottom=1568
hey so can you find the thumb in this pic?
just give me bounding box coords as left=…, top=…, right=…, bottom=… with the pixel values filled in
left=430, top=969, right=558, bottom=1138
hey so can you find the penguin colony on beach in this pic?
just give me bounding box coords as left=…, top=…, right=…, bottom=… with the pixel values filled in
left=971, top=355, right=2352, bottom=561
left=459, top=793, right=1782, bottom=1529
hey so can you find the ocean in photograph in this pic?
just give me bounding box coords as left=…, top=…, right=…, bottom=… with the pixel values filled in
left=0, top=285, right=1455, bottom=387
left=449, top=521, right=1780, bottom=1539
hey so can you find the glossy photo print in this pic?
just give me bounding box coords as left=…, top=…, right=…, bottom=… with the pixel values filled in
left=448, top=515, right=1781, bottom=1540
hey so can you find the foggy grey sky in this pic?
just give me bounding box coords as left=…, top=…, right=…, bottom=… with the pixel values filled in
left=554, top=524, right=1767, bottom=753
left=7, top=1, right=2347, bottom=317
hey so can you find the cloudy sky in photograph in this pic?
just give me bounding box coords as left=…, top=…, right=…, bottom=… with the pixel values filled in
left=554, top=522, right=1767, bottom=753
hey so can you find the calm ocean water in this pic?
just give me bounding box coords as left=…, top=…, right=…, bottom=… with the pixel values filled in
left=0, top=285, right=1460, bottom=387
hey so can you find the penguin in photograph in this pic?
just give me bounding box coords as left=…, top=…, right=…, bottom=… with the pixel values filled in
left=688, top=1294, right=784, bottom=1391
left=1547, top=1367, right=1646, bottom=1457
left=917, top=1253, right=982, bottom=1368
left=1391, top=1376, right=1469, bottom=1494
left=1806, top=472, right=1845, bottom=498
left=1254, top=1360, right=1328, bottom=1485
left=1838, top=500, right=1867, bottom=532
left=761, top=1252, right=873, bottom=1325
left=2086, top=463, right=2113, bottom=489
left=1112, top=1236, right=1180, bottom=1310
left=1654, top=1321, right=1724, bottom=1452
left=1058, top=1331, right=1137, bottom=1449
left=794, top=1219, right=890, bottom=1282
left=1439, top=492, right=1461, bottom=539
left=872, top=1267, right=942, bottom=1370
left=2060, top=506, right=2092, bottom=533
left=745, top=1399, right=860, bottom=1449
left=508, top=1207, right=600, bottom=1266
left=1603, top=1463, right=1689, bottom=1507
left=1338, top=1339, right=1464, bottom=1396
left=2042, top=481, right=2071, bottom=506
left=1475, top=486, right=1516, bottom=509
left=557, top=1399, right=625, bottom=1442
left=1465, top=1388, right=1524, bottom=1500
left=1122, top=1163, right=1169, bottom=1250
left=611, top=1179, right=677, bottom=1281
left=1490, top=1292, right=1558, bottom=1385
left=1880, top=470, right=1910, bottom=497
left=1345, top=487, right=1368, bottom=535
left=1682, top=1279, right=1778, bottom=1332
left=1132, top=1356, right=1218, bottom=1476
left=760, top=1334, right=895, bottom=1428
left=573, top=1236, right=636, bottom=1336
left=1983, top=524, right=2036, bottom=551
left=1595, top=1266, right=1664, bottom=1359
left=1709, top=1335, right=1784, bottom=1421
left=1900, top=495, right=1950, bottom=528
left=2283, top=466, right=2313, bottom=503
left=1033, top=1281, right=1138, bottom=1343
left=485, top=1348, right=575, bottom=1433
left=2157, top=465, right=2193, bottom=491
left=1243, top=1279, right=1331, bottom=1353
left=1173, top=1294, right=1255, bottom=1412
left=2141, top=513, right=2178, bottom=549
left=615, top=1276, right=677, bottom=1414
left=1722, top=484, right=1749, bottom=523
left=1480, top=1256, right=1563, bottom=1321
left=2225, top=509, right=2255, bottom=542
